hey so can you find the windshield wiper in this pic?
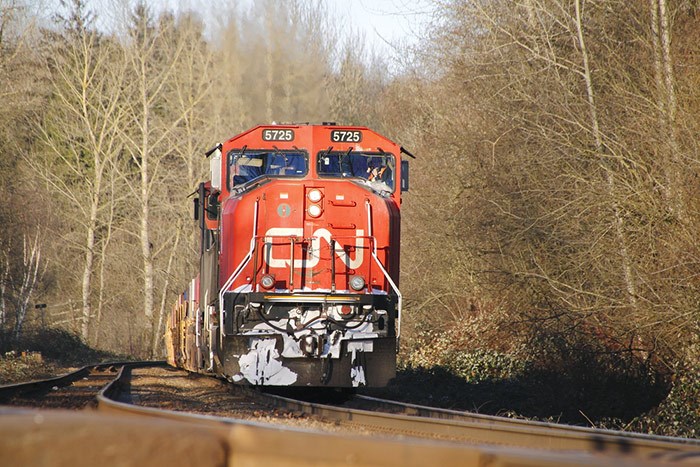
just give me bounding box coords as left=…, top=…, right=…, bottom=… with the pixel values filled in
left=339, top=147, right=353, bottom=176
left=232, top=175, right=271, bottom=195
left=230, top=145, right=247, bottom=166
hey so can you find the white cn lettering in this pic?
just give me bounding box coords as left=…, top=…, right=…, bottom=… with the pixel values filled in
left=264, top=227, right=364, bottom=269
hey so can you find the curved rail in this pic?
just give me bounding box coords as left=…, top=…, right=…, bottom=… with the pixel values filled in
left=352, top=393, right=700, bottom=454
left=0, top=361, right=162, bottom=403
left=0, top=366, right=93, bottom=400
left=3, top=363, right=695, bottom=466
left=249, top=390, right=700, bottom=463
left=92, top=366, right=638, bottom=466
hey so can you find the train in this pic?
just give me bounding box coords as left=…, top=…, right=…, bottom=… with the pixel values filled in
left=165, top=123, right=412, bottom=387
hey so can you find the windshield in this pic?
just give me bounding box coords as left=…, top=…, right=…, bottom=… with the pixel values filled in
left=317, top=151, right=395, bottom=192
left=228, top=150, right=308, bottom=188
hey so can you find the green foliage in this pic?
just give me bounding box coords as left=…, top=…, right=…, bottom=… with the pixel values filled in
left=0, top=353, right=42, bottom=384
left=445, top=348, right=526, bottom=383
left=403, top=326, right=525, bottom=383
left=397, top=320, right=670, bottom=426
left=386, top=344, right=668, bottom=425
left=624, top=362, right=700, bottom=438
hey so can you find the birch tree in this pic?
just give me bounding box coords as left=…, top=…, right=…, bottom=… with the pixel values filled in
left=572, top=0, right=638, bottom=308
left=118, top=3, right=172, bottom=352
left=0, top=251, right=9, bottom=328
left=33, top=0, right=126, bottom=342
left=117, top=4, right=214, bottom=355
left=649, top=0, right=682, bottom=217
left=12, top=233, right=44, bottom=339
left=149, top=13, right=213, bottom=356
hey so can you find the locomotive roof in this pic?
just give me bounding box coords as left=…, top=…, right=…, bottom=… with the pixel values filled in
left=222, top=123, right=399, bottom=149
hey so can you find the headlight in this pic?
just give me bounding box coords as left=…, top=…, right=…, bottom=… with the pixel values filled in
left=307, top=204, right=322, bottom=218
left=260, top=274, right=275, bottom=289
left=349, top=275, right=365, bottom=291
left=307, top=189, right=323, bottom=202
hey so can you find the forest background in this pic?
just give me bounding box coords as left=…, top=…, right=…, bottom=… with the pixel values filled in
left=1, top=0, right=699, bottom=436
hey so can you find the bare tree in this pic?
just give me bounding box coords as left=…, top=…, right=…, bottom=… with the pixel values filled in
left=222, top=0, right=338, bottom=126
left=327, top=35, right=382, bottom=126
left=649, top=0, right=682, bottom=217
left=380, top=0, right=700, bottom=376
left=0, top=0, right=389, bottom=356
left=13, top=233, right=44, bottom=339
left=151, top=221, right=183, bottom=356
left=115, top=4, right=172, bottom=349
left=116, top=4, right=214, bottom=355
left=33, top=0, right=127, bottom=342
left=572, top=0, right=637, bottom=308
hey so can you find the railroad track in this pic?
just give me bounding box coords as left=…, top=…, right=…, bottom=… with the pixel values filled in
left=251, top=389, right=700, bottom=463
left=1, top=363, right=698, bottom=466
left=349, top=393, right=700, bottom=459
left=0, top=361, right=163, bottom=409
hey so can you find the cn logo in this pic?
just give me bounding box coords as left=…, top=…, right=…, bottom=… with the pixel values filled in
left=264, top=228, right=364, bottom=269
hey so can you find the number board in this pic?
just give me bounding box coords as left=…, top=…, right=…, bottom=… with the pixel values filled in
left=262, top=128, right=295, bottom=141
left=330, top=130, right=363, bottom=143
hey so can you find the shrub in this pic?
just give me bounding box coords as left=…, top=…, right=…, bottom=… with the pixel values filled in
left=626, top=362, right=700, bottom=438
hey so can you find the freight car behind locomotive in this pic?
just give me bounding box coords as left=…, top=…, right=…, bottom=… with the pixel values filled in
left=165, top=123, right=412, bottom=387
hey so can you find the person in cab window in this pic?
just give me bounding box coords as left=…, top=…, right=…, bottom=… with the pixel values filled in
left=367, top=158, right=388, bottom=182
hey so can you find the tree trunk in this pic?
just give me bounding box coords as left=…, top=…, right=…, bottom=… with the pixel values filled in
left=14, top=234, right=42, bottom=340
left=265, top=13, right=274, bottom=122
left=93, top=174, right=116, bottom=347
left=151, top=225, right=181, bottom=356
left=574, top=0, right=637, bottom=308
left=81, top=178, right=100, bottom=341
left=140, top=88, right=155, bottom=345
left=650, top=0, right=683, bottom=217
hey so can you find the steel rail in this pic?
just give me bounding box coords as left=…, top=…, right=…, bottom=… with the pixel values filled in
left=0, top=361, right=162, bottom=402
left=353, top=393, right=700, bottom=451
left=92, top=365, right=645, bottom=466
left=248, top=390, right=700, bottom=463
left=3, top=363, right=684, bottom=465
left=6, top=362, right=697, bottom=465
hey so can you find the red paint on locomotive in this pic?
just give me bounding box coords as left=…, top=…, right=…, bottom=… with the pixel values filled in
left=166, top=123, right=411, bottom=387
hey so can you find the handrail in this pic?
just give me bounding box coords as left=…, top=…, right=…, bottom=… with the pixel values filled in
left=365, top=200, right=402, bottom=341
left=330, top=239, right=336, bottom=293
left=261, top=233, right=371, bottom=288
left=289, top=237, right=296, bottom=290
left=216, top=199, right=400, bottom=342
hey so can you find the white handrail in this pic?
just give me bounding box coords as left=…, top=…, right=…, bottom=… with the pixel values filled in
left=371, top=252, right=402, bottom=339
left=365, top=201, right=402, bottom=340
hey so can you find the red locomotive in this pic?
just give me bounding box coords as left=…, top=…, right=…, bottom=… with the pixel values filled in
left=165, top=123, right=411, bottom=387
